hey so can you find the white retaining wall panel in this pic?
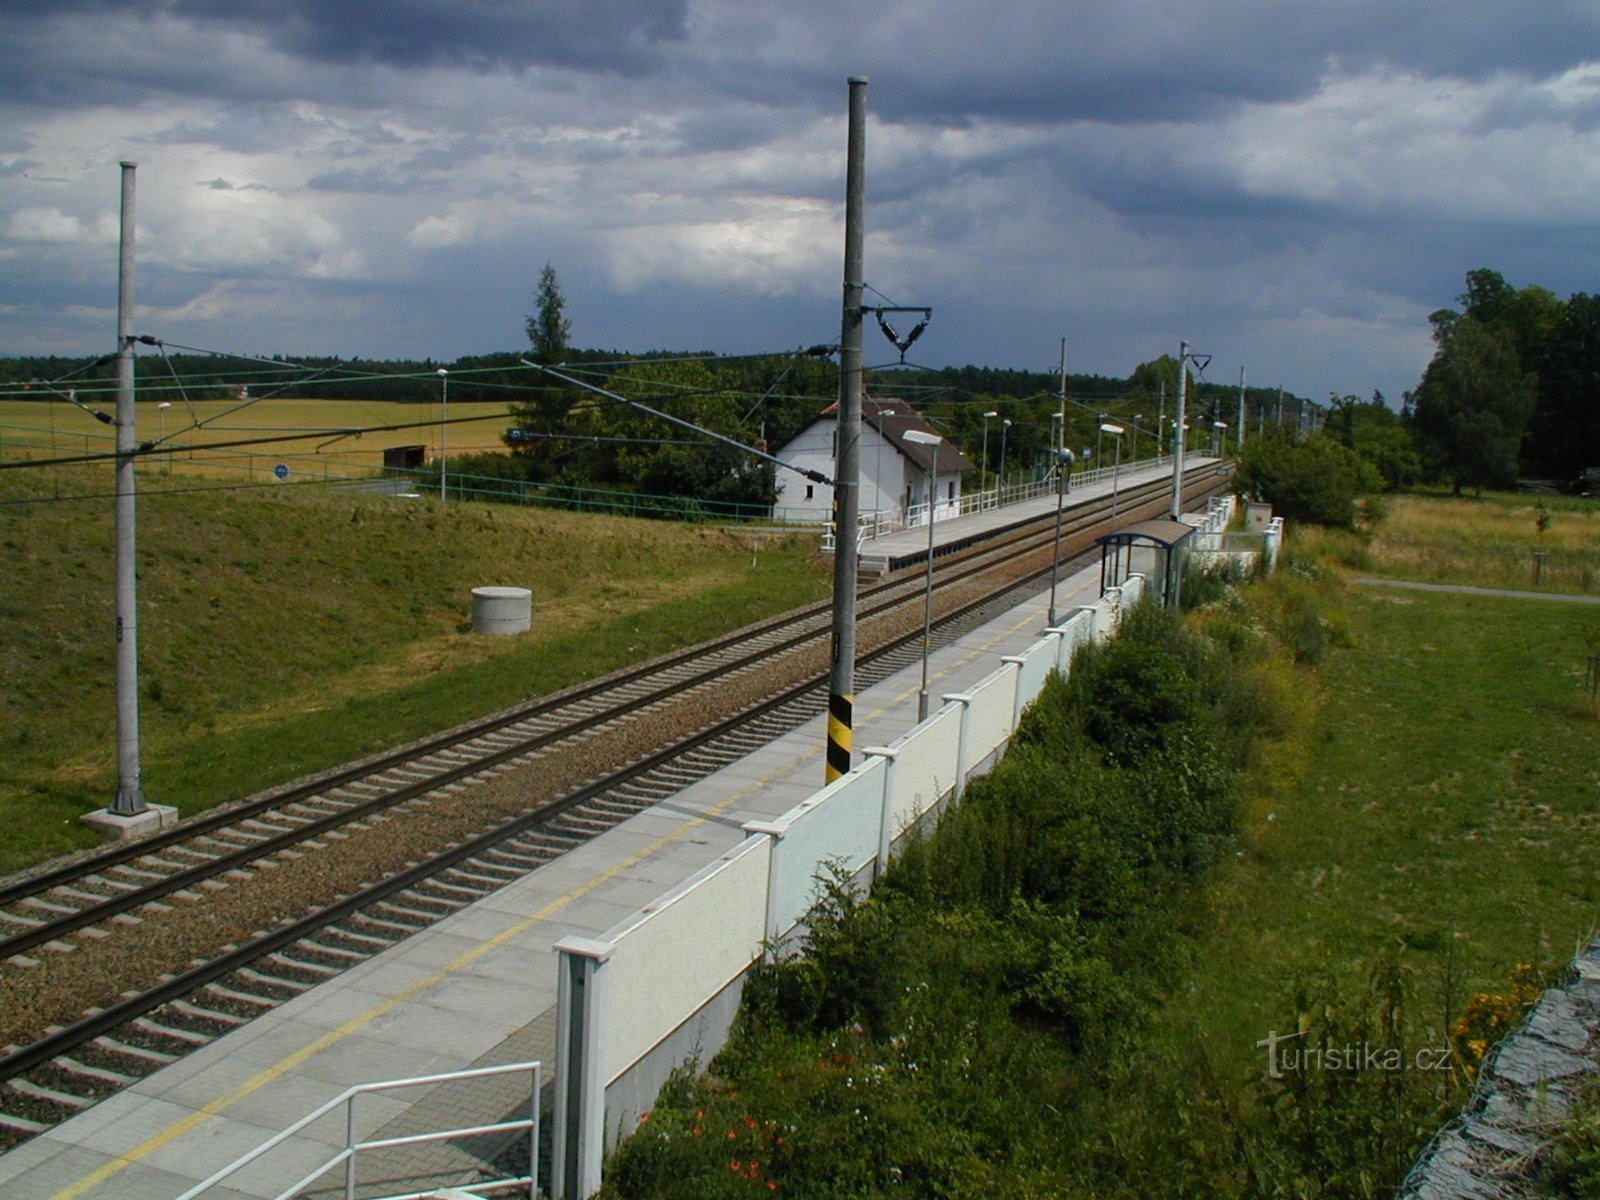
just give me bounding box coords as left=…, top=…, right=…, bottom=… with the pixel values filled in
left=765, top=758, right=887, bottom=937
left=884, top=704, right=962, bottom=835
left=1014, top=638, right=1056, bottom=710
left=963, top=665, right=1020, bottom=766
left=600, top=835, right=771, bottom=1085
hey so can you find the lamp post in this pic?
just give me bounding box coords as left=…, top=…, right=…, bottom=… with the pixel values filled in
left=1050, top=412, right=1063, bottom=488
left=1048, top=445, right=1076, bottom=627
left=1100, top=423, right=1124, bottom=530
left=998, top=418, right=1011, bottom=498
left=903, top=429, right=942, bottom=720
left=1214, top=419, right=1228, bottom=457
left=980, top=410, right=997, bottom=507
left=157, top=401, right=171, bottom=469
left=436, top=368, right=449, bottom=500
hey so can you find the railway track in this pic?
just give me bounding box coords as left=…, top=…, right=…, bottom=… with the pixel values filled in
left=0, top=467, right=1228, bottom=1147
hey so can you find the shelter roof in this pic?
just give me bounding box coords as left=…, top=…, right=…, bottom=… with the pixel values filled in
left=1094, top=519, right=1197, bottom=549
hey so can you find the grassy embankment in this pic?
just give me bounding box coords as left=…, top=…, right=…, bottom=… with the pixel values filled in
left=603, top=494, right=1600, bottom=1199
left=0, top=462, right=829, bottom=875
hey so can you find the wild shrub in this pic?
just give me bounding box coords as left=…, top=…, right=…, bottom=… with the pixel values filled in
left=605, top=591, right=1325, bottom=1199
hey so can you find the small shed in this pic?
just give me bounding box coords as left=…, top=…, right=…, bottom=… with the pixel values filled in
left=1095, top=518, right=1197, bottom=607
left=384, top=444, right=427, bottom=472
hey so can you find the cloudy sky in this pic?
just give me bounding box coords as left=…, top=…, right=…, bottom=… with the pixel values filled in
left=2, top=1, right=1598, bottom=404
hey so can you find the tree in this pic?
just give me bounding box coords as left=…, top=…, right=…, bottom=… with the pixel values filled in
left=559, top=360, right=775, bottom=509
left=510, top=264, right=579, bottom=477
left=1234, top=431, right=1381, bottom=529
left=1323, top=393, right=1421, bottom=490
left=1409, top=315, right=1537, bottom=494
left=525, top=263, right=570, bottom=365
left=1527, top=292, right=1600, bottom=480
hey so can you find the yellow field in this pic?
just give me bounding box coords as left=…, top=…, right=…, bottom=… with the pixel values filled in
left=0, top=396, right=517, bottom=482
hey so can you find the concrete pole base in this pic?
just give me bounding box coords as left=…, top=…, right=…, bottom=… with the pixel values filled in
left=81, top=804, right=179, bottom=842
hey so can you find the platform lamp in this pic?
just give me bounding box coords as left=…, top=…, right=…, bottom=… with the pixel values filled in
left=1213, top=419, right=1228, bottom=457
left=1100, top=422, right=1125, bottom=530
left=157, top=401, right=171, bottom=469
left=1048, top=446, right=1076, bottom=628
left=998, top=418, right=1011, bottom=496
left=903, top=428, right=942, bottom=720
left=980, top=410, right=998, bottom=506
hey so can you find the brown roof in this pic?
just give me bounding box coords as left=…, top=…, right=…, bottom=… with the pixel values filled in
left=816, top=396, right=977, bottom=474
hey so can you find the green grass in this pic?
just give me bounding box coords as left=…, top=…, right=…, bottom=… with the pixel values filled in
left=0, top=464, right=828, bottom=874
left=601, top=494, right=1600, bottom=1197
left=1153, top=581, right=1600, bottom=1076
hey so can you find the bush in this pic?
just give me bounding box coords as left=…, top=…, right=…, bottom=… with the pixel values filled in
left=1236, top=432, right=1384, bottom=530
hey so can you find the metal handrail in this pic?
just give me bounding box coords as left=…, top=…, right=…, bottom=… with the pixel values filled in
left=171, top=1060, right=542, bottom=1200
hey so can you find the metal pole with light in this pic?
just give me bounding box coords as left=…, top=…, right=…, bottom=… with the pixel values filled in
left=903, top=429, right=941, bottom=720
left=1214, top=419, right=1228, bottom=457
left=980, top=410, right=997, bottom=507
left=1101, top=423, right=1124, bottom=529
left=1048, top=445, right=1075, bottom=628
left=998, top=418, right=1010, bottom=498
left=1171, top=341, right=1209, bottom=519
left=157, top=400, right=171, bottom=469
left=437, top=367, right=449, bottom=500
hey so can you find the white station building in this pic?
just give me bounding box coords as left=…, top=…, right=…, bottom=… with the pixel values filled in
left=772, top=398, right=976, bottom=526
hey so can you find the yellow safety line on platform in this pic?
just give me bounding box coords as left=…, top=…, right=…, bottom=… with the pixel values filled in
left=50, top=596, right=1050, bottom=1200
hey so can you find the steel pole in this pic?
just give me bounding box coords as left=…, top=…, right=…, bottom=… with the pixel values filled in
left=1237, top=365, right=1247, bottom=452
left=827, top=76, right=867, bottom=783
left=112, top=162, right=146, bottom=816
left=437, top=369, right=449, bottom=500
left=1171, top=340, right=1188, bottom=519
left=918, top=441, right=937, bottom=721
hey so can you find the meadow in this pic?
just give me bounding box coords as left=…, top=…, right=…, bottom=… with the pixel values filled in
left=0, top=460, right=829, bottom=874
left=1366, top=490, right=1600, bottom=594
left=0, top=395, right=513, bottom=483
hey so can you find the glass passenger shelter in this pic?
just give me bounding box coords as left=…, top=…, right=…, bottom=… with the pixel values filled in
left=1095, top=519, right=1197, bottom=607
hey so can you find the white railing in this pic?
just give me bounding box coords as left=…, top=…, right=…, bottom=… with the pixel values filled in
left=550, top=580, right=1148, bottom=1197
left=173, top=1061, right=542, bottom=1200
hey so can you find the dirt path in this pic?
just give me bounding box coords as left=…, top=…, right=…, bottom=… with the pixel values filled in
left=1351, top=577, right=1600, bottom=604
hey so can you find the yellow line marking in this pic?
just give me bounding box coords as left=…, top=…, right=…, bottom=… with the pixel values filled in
left=50, top=592, right=1058, bottom=1199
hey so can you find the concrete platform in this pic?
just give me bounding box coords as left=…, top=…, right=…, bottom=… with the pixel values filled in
left=860, top=457, right=1219, bottom=569
left=0, top=563, right=1116, bottom=1200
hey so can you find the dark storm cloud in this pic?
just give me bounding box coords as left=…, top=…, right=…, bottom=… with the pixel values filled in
left=10, top=0, right=689, bottom=74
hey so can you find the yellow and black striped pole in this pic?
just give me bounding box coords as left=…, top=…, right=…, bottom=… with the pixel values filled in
left=827, top=76, right=867, bottom=784
left=826, top=691, right=853, bottom=782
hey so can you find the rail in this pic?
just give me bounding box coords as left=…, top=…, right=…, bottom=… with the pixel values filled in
left=172, top=1061, right=542, bottom=1200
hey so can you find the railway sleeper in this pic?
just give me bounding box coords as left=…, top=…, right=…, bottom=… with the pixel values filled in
left=52, top=1055, right=139, bottom=1088
left=201, top=982, right=280, bottom=1010
left=344, top=912, right=418, bottom=938
left=93, top=1035, right=179, bottom=1066
left=0, top=1110, right=50, bottom=1136
left=295, top=937, right=367, bottom=963
left=313, top=926, right=393, bottom=953
left=233, top=967, right=314, bottom=997
left=414, top=879, right=482, bottom=902
left=367, top=900, right=441, bottom=926
left=131, top=1015, right=213, bottom=1048
left=264, top=951, right=341, bottom=979
left=6, top=1077, right=94, bottom=1112
left=168, top=998, right=250, bottom=1029
left=443, top=865, right=520, bottom=888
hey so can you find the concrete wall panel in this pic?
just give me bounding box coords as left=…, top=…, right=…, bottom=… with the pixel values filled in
left=601, top=836, right=770, bottom=1085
